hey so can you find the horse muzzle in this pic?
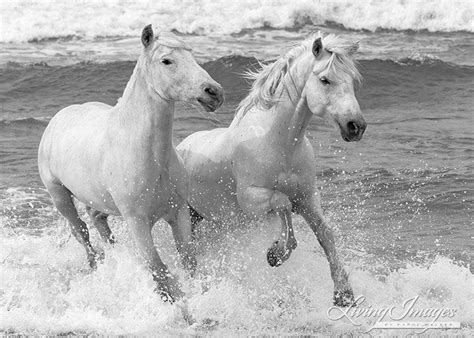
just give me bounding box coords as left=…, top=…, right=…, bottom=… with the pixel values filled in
left=339, top=119, right=367, bottom=142
left=197, top=83, right=224, bottom=112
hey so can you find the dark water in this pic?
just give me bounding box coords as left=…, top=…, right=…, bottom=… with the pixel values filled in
left=1, top=42, right=473, bottom=333
left=2, top=58, right=473, bottom=256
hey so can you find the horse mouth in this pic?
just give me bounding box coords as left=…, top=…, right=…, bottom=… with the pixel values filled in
left=340, top=130, right=363, bottom=142
left=197, top=98, right=220, bottom=112
left=338, top=122, right=365, bottom=142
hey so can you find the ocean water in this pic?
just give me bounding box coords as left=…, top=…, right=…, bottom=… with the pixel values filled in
left=0, top=1, right=473, bottom=335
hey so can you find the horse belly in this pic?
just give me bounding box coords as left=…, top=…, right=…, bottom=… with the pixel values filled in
left=178, top=128, right=237, bottom=219
left=188, top=175, right=239, bottom=221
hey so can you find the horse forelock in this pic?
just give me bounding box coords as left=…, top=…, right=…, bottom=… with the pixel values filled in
left=235, top=33, right=361, bottom=121
left=152, top=31, right=192, bottom=52
left=319, top=34, right=362, bottom=84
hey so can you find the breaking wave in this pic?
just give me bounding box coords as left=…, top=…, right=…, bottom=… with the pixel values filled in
left=1, top=0, right=473, bottom=43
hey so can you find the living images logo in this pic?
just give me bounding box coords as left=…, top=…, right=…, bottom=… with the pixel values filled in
left=327, top=295, right=460, bottom=333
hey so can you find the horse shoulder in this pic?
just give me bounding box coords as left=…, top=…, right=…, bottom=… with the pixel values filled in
left=287, top=137, right=318, bottom=192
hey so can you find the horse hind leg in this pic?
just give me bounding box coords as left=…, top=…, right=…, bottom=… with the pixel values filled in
left=189, top=204, right=204, bottom=241
left=86, top=206, right=115, bottom=244
left=47, top=183, right=101, bottom=269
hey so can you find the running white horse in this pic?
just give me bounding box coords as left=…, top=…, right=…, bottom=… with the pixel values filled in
left=38, top=25, right=223, bottom=302
left=177, top=33, right=366, bottom=306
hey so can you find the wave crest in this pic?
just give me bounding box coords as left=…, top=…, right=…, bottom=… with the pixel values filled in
left=1, top=0, right=472, bottom=43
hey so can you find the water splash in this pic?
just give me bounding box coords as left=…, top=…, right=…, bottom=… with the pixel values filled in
left=1, top=212, right=472, bottom=334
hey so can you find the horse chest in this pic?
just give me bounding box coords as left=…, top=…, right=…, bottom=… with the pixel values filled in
left=142, top=168, right=176, bottom=197
left=275, top=171, right=300, bottom=192
left=254, top=152, right=310, bottom=193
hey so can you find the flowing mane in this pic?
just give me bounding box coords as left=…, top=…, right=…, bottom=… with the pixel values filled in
left=234, top=33, right=362, bottom=121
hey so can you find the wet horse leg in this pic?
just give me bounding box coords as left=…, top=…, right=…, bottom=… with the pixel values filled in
left=296, top=193, right=354, bottom=306
left=47, top=183, right=101, bottom=269
left=189, top=204, right=204, bottom=242
left=166, top=205, right=197, bottom=275
left=237, top=186, right=297, bottom=267
left=267, top=207, right=297, bottom=267
left=86, top=206, right=116, bottom=244
left=125, top=214, right=184, bottom=302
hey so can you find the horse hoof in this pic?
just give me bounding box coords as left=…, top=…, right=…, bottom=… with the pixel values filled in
left=159, top=290, right=176, bottom=303
left=333, top=289, right=355, bottom=307
left=88, top=250, right=104, bottom=270
left=107, top=235, right=116, bottom=245
left=200, top=318, right=219, bottom=328
left=267, top=240, right=288, bottom=267
left=267, top=250, right=282, bottom=267
left=157, top=286, right=185, bottom=303
left=155, top=277, right=185, bottom=303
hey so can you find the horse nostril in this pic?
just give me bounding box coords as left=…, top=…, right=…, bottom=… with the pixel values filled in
left=347, top=121, right=359, bottom=135
left=204, top=86, right=217, bottom=97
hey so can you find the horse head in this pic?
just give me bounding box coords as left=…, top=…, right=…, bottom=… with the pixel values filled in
left=300, top=34, right=367, bottom=141
left=139, top=25, right=224, bottom=112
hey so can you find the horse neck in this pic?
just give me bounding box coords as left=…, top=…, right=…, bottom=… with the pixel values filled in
left=263, top=72, right=312, bottom=153
left=113, top=60, right=175, bottom=160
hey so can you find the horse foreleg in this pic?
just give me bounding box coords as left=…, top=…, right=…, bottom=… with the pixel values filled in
left=297, top=194, right=354, bottom=307
left=167, top=205, right=197, bottom=276
left=265, top=207, right=298, bottom=267
left=237, top=186, right=297, bottom=267
left=125, top=214, right=184, bottom=302
left=86, top=206, right=115, bottom=244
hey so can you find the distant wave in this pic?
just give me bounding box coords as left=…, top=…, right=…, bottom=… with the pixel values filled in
left=2, top=55, right=472, bottom=91
left=0, top=117, right=50, bottom=127
left=0, top=0, right=472, bottom=43
left=3, top=53, right=468, bottom=71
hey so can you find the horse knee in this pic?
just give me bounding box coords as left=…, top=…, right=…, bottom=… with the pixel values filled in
left=189, top=205, right=204, bottom=226
left=88, top=210, right=114, bottom=243
left=87, top=207, right=107, bottom=221
left=270, top=191, right=292, bottom=212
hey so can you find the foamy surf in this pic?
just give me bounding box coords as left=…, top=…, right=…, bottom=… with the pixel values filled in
left=1, top=208, right=472, bottom=335
left=1, top=0, right=472, bottom=43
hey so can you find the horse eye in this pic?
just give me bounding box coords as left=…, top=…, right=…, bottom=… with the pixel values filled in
left=320, top=76, right=330, bottom=85
left=161, top=59, right=173, bottom=65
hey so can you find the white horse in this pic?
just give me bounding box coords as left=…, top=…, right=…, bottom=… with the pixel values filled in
left=38, top=25, right=223, bottom=302
left=177, top=33, right=366, bottom=306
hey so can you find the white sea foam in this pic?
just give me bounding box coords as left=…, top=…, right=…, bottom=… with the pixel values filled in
left=0, top=0, right=472, bottom=43
left=1, top=211, right=472, bottom=334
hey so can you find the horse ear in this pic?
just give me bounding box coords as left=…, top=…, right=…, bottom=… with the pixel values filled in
left=347, top=41, right=359, bottom=56
left=141, top=24, right=154, bottom=48
left=312, top=37, right=322, bottom=57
